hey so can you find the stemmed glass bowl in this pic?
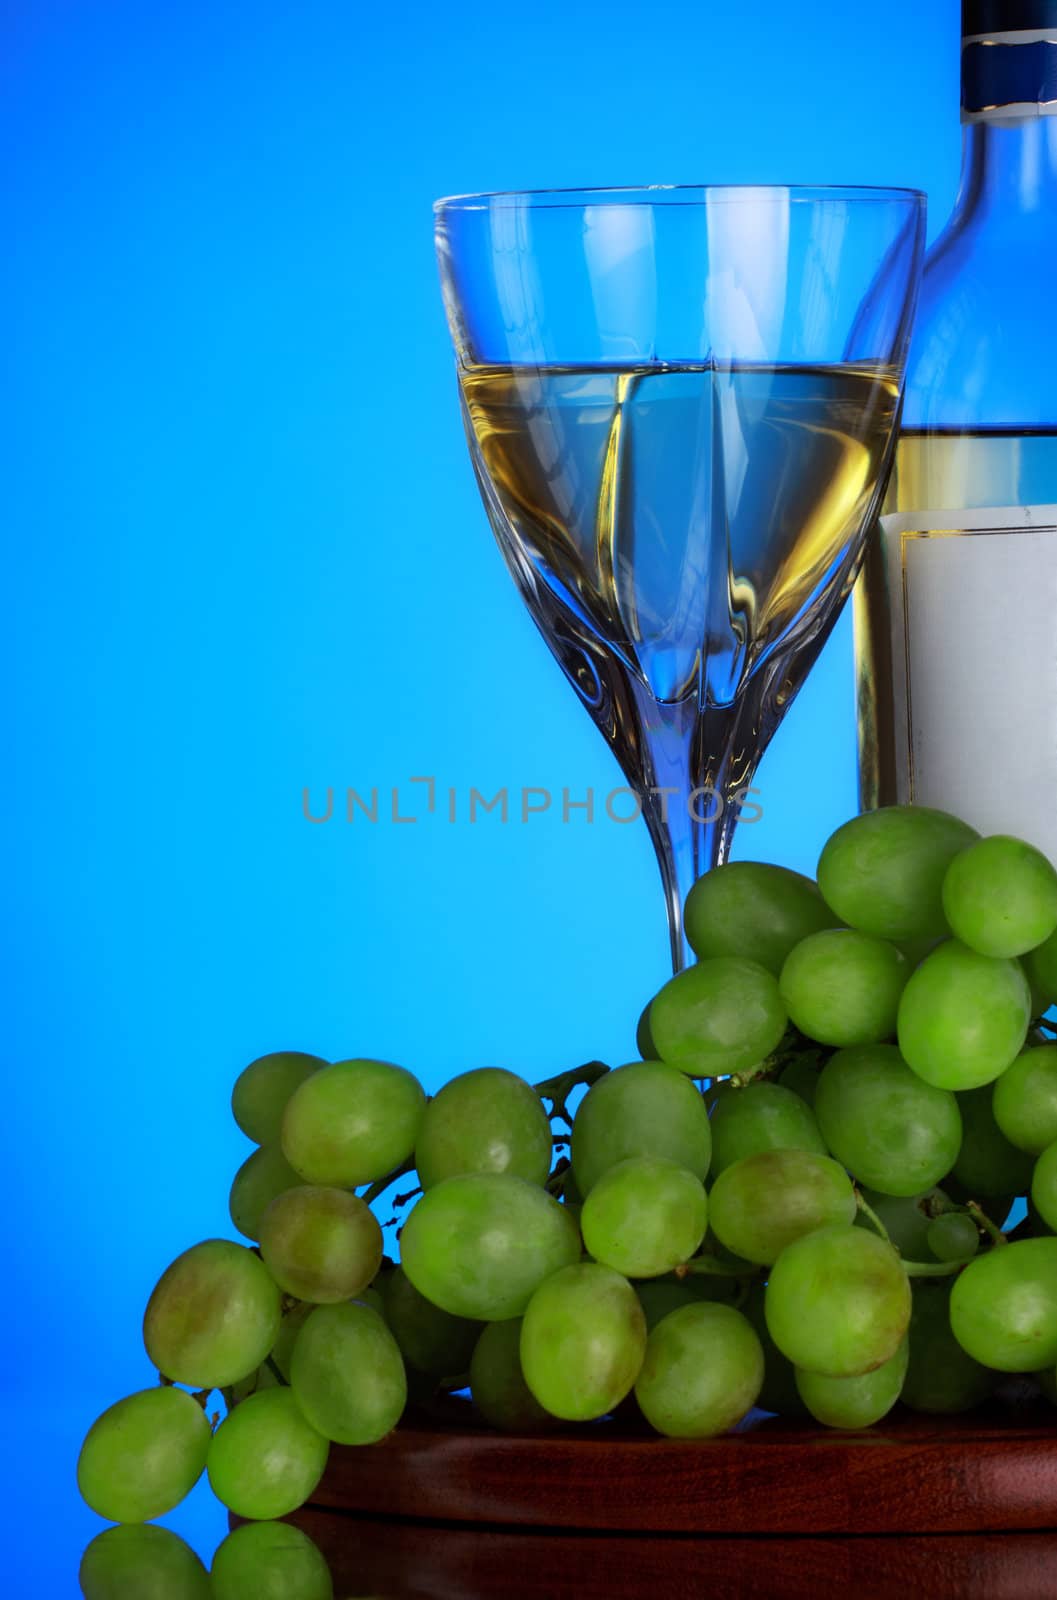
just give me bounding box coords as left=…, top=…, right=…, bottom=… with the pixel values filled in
left=435, top=185, right=925, bottom=969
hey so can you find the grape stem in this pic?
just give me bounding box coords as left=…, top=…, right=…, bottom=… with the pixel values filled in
left=727, top=1058, right=779, bottom=1090
left=360, top=1156, right=416, bottom=1207
left=676, top=1256, right=760, bottom=1281
left=545, top=1156, right=571, bottom=1198
left=854, top=1189, right=893, bottom=1246
left=727, top=1035, right=827, bottom=1091
left=925, top=1189, right=1006, bottom=1246
left=535, top=1060, right=609, bottom=1123
left=967, top=1200, right=1007, bottom=1247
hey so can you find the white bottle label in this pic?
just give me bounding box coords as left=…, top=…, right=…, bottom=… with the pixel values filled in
left=879, top=505, right=1057, bottom=865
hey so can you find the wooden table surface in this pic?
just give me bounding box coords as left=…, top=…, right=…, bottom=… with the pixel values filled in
left=296, top=1400, right=1057, bottom=1597
left=312, top=1399, right=1057, bottom=1536
left=292, top=1511, right=1057, bottom=1600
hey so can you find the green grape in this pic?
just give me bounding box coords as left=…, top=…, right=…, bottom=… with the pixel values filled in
left=683, top=861, right=840, bottom=976
left=143, top=1239, right=281, bottom=1389
left=634, top=1273, right=741, bottom=1331
left=232, top=1295, right=383, bottom=1402
left=992, top=1045, right=1057, bottom=1154
left=414, top=1066, right=552, bottom=1189
left=77, top=1386, right=211, bottom=1524
left=570, top=1063, right=711, bottom=1195
left=1031, top=1141, right=1057, bottom=1232
left=795, top=1336, right=908, bottom=1429
left=777, top=1056, right=821, bottom=1106
left=469, top=1318, right=552, bottom=1432
left=290, top=1302, right=407, bottom=1445
left=80, top=1524, right=211, bottom=1600
left=1021, top=960, right=1052, bottom=1020
left=949, top=1237, right=1057, bottom=1371
left=942, top=1176, right=1018, bottom=1231
left=926, top=1211, right=980, bottom=1263
left=520, top=1262, right=646, bottom=1421
left=580, top=1157, right=707, bottom=1278
left=236, top=1307, right=318, bottom=1402
left=258, top=1186, right=381, bottom=1304
left=634, top=1302, right=764, bottom=1438
left=210, top=1520, right=334, bottom=1600
left=897, top=934, right=943, bottom=969
left=709, top=1082, right=828, bottom=1178
left=382, top=1265, right=481, bottom=1376
left=853, top=1187, right=935, bottom=1259
left=228, top=1361, right=282, bottom=1405
left=700, top=1231, right=757, bottom=1275
left=649, top=957, right=787, bottom=1077
left=232, top=1052, right=326, bottom=1146
left=897, top=941, right=1031, bottom=1091
left=708, top=1149, right=856, bottom=1266
left=901, top=1279, right=993, bottom=1413
left=399, top=1172, right=580, bottom=1320
left=1024, top=925, right=1057, bottom=1008
left=765, top=1225, right=911, bottom=1377
left=813, top=1044, right=962, bottom=1197
left=271, top=1299, right=317, bottom=1380
left=942, top=835, right=1057, bottom=959
left=229, top=1144, right=303, bottom=1242
left=281, top=1059, right=425, bottom=1187
left=778, top=929, right=907, bottom=1048
left=635, top=1002, right=658, bottom=1061
left=952, top=1084, right=1035, bottom=1197
left=207, top=1387, right=328, bottom=1520
left=227, top=1368, right=261, bottom=1405
left=742, top=1281, right=808, bottom=1418
left=816, top=804, right=978, bottom=943
left=356, top=1282, right=387, bottom=1315
left=635, top=1278, right=696, bottom=1331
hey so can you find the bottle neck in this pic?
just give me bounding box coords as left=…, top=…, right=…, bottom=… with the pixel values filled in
left=954, top=115, right=1057, bottom=227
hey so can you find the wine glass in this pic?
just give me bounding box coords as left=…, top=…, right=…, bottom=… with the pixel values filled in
left=435, top=185, right=925, bottom=971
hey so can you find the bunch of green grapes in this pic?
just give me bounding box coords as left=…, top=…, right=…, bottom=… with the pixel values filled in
left=631, top=807, right=1057, bottom=1425
left=77, top=802, right=1057, bottom=1571
left=77, top=1048, right=586, bottom=1539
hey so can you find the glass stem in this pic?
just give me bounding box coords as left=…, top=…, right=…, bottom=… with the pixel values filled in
left=635, top=690, right=742, bottom=972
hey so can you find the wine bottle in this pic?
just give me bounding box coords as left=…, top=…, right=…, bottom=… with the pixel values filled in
left=855, top=0, right=1057, bottom=860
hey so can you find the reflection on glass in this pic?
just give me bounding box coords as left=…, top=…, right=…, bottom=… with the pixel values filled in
left=79, top=1517, right=337, bottom=1600
left=79, top=1523, right=211, bottom=1598
left=211, top=1520, right=335, bottom=1598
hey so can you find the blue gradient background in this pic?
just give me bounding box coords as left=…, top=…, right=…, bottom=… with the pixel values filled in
left=5, top=0, right=958, bottom=1585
